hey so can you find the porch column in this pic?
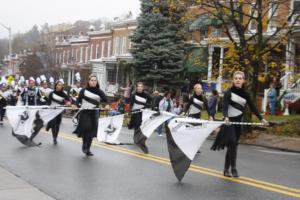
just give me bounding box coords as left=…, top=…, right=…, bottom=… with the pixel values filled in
left=207, top=45, right=214, bottom=83
left=217, top=46, right=224, bottom=93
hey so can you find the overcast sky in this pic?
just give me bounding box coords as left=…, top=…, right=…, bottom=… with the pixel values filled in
left=0, top=0, right=140, bottom=39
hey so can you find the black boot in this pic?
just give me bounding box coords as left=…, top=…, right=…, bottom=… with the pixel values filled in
left=231, top=168, right=239, bottom=178
left=86, top=138, right=93, bottom=156
left=82, top=143, right=88, bottom=154
left=86, top=151, right=94, bottom=156
left=223, top=169, right=231, bottom=177
left=139, top=143, right=149, bottom=154
left=52, top=129, right=58, bottom=145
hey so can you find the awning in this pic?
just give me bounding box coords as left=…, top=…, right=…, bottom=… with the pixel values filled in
left=184, top=47, right=208, bottom=73
left=189, top=15, right=223, bottom=31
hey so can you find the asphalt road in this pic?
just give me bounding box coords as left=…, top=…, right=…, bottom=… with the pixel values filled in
left=0, top=118, right=300, bottom=200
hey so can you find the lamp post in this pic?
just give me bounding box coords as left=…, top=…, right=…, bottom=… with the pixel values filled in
left=0, top=23, right=12, bottom=74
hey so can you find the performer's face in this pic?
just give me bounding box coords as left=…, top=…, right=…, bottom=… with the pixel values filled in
left=136, top=84, right=143, bottom=93
left=89, top=77, right=98, bottom=88
left=194, top=85, right=202, bottom=95
left=233, top=74, right=244, bottom=88
left=42, top=82, right=48, bottom=89
left=29, top=81, right=35, bottom=88
left=56, top=82, right=63, bottom=91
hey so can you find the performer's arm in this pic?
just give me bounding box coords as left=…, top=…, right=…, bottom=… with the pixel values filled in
left=76, top=89, right=84, bottom=107
left=36, top=88, right=42, bottom=105
left=184, top=96, right=193, bottom=114
left=99, top=89, right=108, bottom=103
left=203, top=96, right=212, bottom=119
left=145, top=94, right=152, bottom=108
left=245, top=92, right=263, bottom=121
left=48, top=92, right=52, bottom=105
left=129, top=94, right=135, bottom=110
left=222, top=90, right=231, bottom=118
left=62, top=92, right=71, bottom=105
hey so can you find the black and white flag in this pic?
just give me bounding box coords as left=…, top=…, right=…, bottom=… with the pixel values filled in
left=97, top=114, right=124, bottom=144
left=6, top=106, right=64, bottom=147
left=132, top=110, right=176, bottom=153
left=167, top=118, right=221, bottom=181
left=140, top=110, right=176, bottom=138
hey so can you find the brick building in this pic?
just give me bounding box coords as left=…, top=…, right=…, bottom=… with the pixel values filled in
left=54, top=18, right=136, bottom=96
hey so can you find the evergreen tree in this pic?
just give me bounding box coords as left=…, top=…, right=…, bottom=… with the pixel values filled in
left=130, top=0, right=187, bottom=90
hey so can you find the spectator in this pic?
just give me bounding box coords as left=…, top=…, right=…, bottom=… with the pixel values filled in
left=173, top=98, right=184, bottom=115
left=120, top=82, right=132, bottom=104
left=151, top=90, right=163, bottom=111
left=208, top=89, right=219, bottom=120
left=109, top=98, right=125, bottom=116
left=157, top=91, right=174, bottom=136
left=268, top=83, right=277, bottom=115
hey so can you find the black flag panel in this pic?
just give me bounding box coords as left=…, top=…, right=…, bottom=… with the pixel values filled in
left=166, top=127, right=191, bottom=181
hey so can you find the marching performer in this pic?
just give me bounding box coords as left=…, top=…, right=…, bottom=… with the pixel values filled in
left=211, top=71, right=268, bottom=178
left=49, top=77, right=55, bottom=90
left=19, top=77, right=41, bottom=106
left=38, top=75, right=53, bottom=105
left=69, top=73, right=82, bottom=104
left=128, top=82, right=152, bottom=153
left=185, top=83, right=212, bottom=120
left=0, top=83, right=8, bottom=125
left=46, top=80, right=71, bottom=144
left=73, top=74, right=108, bottom=156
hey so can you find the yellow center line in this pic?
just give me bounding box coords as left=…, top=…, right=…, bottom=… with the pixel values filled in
left=42, top=131, right=300, bottom=198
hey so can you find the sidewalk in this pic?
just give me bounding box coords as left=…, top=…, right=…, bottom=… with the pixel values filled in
left=240, top=133, right=300, bottom=153
left=0, top=167, right=55, bottom=200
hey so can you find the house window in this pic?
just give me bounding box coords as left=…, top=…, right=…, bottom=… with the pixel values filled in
left=75, top=49, right=78, bottom=62
left=118, top=37, right=123, bottom=55
left=122, top=37, right=127, bottom=54
left=68, top=50, right=72, bottom=63
left=107, top=69, right=116, bottom=83
left=249, top=3, right=258, bottom=33
left=56, top=53, right=59, bottom=64
left=62, top=51, right=65, bottom=64
left=292, top=0, right=300, bottom=24
left=59, top=53, right=62, bottom=64
left=96, top=44, right=99, bottom=59
left=211, top=27, right=221, bottom=37
left=107, top=40, right=111, bottom=57
left=80, top=47, right=83, bottom=63
left=115, top=37, right=120, bottom=55
left=90, top=44, right=93, bottom=60
left=101, top=41, right=105, bottom=58
left=200, top=29, right=208, bottom=39
left=268, top=0, right=278, bottom=32
left=85, top=47, right=89, bottom=63
left=293, top=0, right=300, bottom=14
left=229, top=26, right=238, bottom=38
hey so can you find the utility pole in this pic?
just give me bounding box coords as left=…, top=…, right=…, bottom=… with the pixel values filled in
left=0, top=23, right=12, bottom=74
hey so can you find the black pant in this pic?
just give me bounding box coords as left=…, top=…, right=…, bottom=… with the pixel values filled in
left=225, top=143, right=237, bottom=170
left=0, top=106, right=5, bottom=121
left=52, top=125, right=59, bottom=140
left=188, top=113, right=201, bottom=119
left=82, top=132, right=93, bottom=153
left=224, top=117, right=242, bottom=170
left=48, top=114, right=62, bottom=141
